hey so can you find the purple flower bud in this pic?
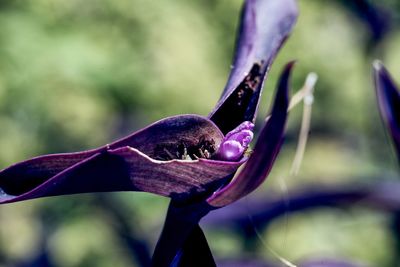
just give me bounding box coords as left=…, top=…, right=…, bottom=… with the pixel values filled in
left=215, top=121, right=254, bottom=161
left=217, top=140, right=245, bottom=161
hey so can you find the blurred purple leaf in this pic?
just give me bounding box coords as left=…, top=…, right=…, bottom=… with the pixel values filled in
left=373, top=61, right=400, bottom=162
left=204, top=180, right=400, bottom=230
left=338, top=0, right=392, bottom=49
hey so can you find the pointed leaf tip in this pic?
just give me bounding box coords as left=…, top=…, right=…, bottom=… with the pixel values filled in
left=373, top=59, right=384, bottom=71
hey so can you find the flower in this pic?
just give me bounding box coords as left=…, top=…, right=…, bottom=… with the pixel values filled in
left=373, top=61, right=400, bottom=161
left=0, top=0, right=298, bottom=265
left=0, top=0, right=298, bottom=208
left=215, top=121, right=255, bottom=162
left=152, top=0, right=298, bottom=264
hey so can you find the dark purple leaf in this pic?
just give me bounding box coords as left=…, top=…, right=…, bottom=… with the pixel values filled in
left=373, top=61, right=400, bottom=161
left=338, top=0, right=392, bottom=47
left=0, top=115, right=243, bottom=203
left=204, top=180, right=400, bottom=228
left=210, top=0, right=298, bottom=134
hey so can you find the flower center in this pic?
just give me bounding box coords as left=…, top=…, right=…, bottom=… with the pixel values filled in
left=153, top=136, right=216, bottom=161
left=215, top=121, right=254, bottom=161
left=210, top=62, right=264, bottom=134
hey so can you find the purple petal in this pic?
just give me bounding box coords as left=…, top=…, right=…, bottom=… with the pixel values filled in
left=373, top=61, right=400, bottom=161
left=207, top=62, right=293, bottom=207
left=109, top=147, right=242, bottom=202
left=209, top=0, right=298, bottom=134
left=224, top=122, right=254, bottom=147
left=0, top=115, right=243, bottom=204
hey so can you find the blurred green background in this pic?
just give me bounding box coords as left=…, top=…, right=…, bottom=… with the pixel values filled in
left=0, top=0, right=399, bottom=266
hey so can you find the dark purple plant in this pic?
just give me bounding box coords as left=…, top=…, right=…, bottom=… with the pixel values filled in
left=0, top=0, right=298, bottom=266
left=373, top=61, right=400, bottom=161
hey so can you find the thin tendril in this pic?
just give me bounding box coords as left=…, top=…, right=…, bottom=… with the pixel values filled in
left=245, top=197, right=297, bottom=267
left=277, top=177, right=290, bottom=250
left=290, top=73, right=317, bottom=175
left=244, top=73, right=318, bottom=267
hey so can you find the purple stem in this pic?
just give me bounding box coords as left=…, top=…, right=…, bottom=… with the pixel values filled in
left=171, top=225, right=216, bottom=267
left=151, top=200, right=213, bottom=267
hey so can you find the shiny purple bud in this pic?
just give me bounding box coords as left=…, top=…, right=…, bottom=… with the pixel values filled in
left=217, top=141, right=245, bottom=161
left=215, top=121, right=254, bottom=161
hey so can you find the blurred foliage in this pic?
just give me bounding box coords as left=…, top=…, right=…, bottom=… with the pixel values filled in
left=0, top=0, right=399, bottom=266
